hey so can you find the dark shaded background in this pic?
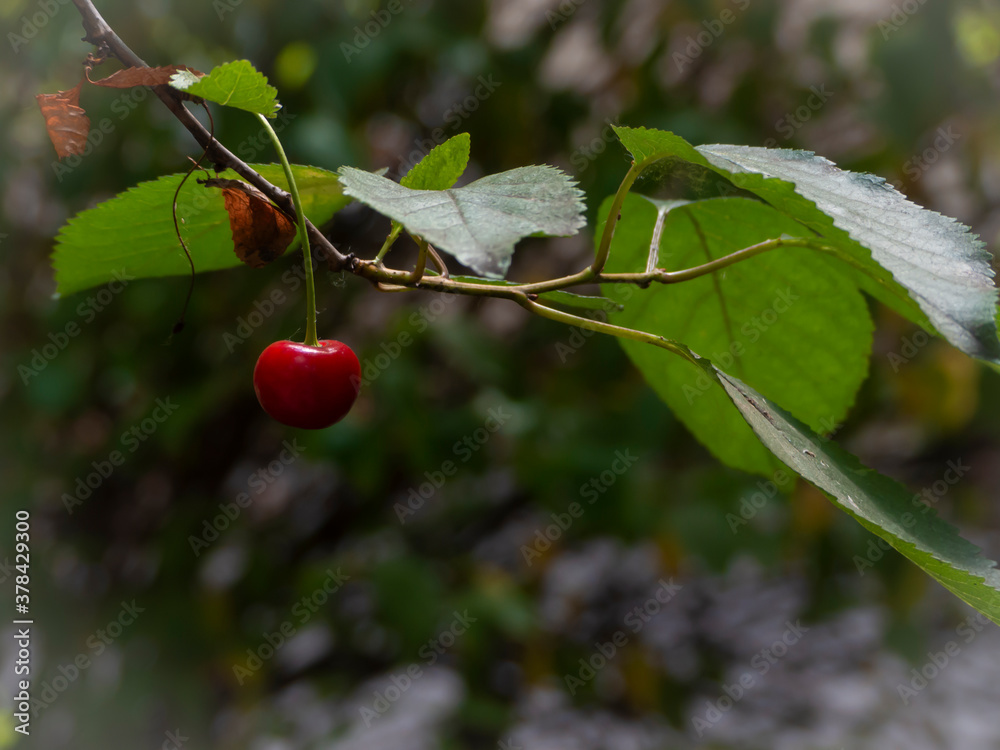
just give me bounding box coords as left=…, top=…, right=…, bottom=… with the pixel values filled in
left=4, top=0, right=1000, bottom=748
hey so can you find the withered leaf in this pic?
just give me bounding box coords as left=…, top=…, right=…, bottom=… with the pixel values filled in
left=36, top=79, right=90, bottom=159
left=88, top=64, right=203, bottom=89
left=201, top=178, right=296, bottom=268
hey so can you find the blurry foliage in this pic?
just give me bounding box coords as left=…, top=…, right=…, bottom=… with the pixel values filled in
left=4, top=0, right=1000, bottom=748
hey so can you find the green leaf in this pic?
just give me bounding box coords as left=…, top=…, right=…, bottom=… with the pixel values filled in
left=613, top=126, right=1000, bottom=364
left=338, top=165, right=586, bottom=279
left=710, top=363, right=1000, bottom=624
left=53, top=165, right=348, bottom=296
left=170, top=60, right=280, bottom=118
left=401, top=133, right=471, bottom=190
left=601, top=195, right=874, bottom=475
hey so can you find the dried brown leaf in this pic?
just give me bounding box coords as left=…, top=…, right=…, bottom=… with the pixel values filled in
left=88, top=64, right=203, bottom=88
left=201, top=178, right=296, bottom=267
left=36, top=79, right=90, bottom=159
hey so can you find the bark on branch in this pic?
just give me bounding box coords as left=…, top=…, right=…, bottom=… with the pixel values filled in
left=70, top=0, right=349, bottom=269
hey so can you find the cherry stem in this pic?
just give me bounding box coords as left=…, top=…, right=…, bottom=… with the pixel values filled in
left=256, top=113, right=318, bottom=347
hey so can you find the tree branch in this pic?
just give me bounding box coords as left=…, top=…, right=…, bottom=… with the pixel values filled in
left=70, top=0, right=349, bottom=269
left=65, top=1, right=821, bottom=364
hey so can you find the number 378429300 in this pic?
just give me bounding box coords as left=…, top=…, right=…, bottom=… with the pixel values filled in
left=14, top=510, right=29, bottom=614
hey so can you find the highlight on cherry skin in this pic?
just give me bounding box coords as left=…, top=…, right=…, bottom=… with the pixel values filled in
left=253, top=340, right=361, bottom=429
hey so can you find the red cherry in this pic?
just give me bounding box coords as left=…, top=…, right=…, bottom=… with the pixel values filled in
left=253, top=340, right=361, bottom=429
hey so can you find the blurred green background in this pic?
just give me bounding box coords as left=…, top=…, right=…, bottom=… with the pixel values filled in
left=4, top=0, right=1000, bottom=748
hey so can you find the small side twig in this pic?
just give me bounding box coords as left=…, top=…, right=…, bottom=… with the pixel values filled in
left=405, top=238, right=429, bottom=284
left=426, top=244, right=450, bottom=278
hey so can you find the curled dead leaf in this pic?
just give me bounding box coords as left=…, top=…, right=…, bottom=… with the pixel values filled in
left=201, top=178, right=296, bottom=268
left=36, top=79, right=90, bottom=159
left=38, top=63, right=204, bottom=161
left=88, top=64, right=203, bottom=89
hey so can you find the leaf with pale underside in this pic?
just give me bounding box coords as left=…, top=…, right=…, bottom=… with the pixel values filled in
left=385, top=134, right=474, bottom=251
left=709, top=362, right=1000, bottom=625
left=612, top=126, right=1000, bottom=364
left=338, top=165, right=586, bottom=279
